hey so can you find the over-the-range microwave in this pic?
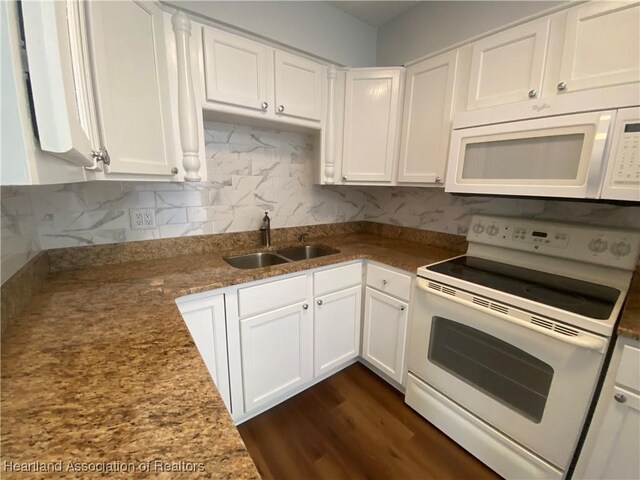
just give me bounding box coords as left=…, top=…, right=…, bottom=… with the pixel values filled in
left=445, top=106, right=639, bottom=201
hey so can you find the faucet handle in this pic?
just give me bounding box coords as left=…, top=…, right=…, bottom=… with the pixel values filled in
left=300, top=233, right=308, bottom=244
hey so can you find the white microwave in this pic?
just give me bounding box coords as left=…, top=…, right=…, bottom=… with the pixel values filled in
left=445, top=107, right=639, bottom=201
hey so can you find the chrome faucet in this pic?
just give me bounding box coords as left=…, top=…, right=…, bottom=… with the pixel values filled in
left=260, top=212, right=271, bottom=247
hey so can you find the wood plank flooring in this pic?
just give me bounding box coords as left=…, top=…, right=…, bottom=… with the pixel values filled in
left=238, top=363, right=501, bottom=480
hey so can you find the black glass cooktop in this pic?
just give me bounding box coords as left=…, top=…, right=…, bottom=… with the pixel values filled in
left=426, top=256, right=620, bottom=320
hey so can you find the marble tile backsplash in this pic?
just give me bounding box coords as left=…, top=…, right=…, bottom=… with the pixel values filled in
left=2, top=120, right=639, bottom=284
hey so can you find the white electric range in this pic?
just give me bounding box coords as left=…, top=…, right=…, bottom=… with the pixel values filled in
left=405, top=215, right=639, bottom=479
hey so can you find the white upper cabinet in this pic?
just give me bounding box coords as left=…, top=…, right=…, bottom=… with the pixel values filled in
left=87, top=0, right=177, bottom=177
left=557, top=1, right=640, bottom=94
left=341, top=68, right=403, bottom=183
left=201, top=26, right=325, bottom=127
left=398, top=51, right=458, bottom=185
left=274, top=51, right=323, bottom=121
left=467, top=18, right=550, bottom=109
left=202, top=28, right=272, bottom=112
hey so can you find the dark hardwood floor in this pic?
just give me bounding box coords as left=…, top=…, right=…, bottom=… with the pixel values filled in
left=238, top=363, right=500, bottom=480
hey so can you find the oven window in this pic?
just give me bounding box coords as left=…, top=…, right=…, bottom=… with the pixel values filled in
left=428, top=317, right=554, bottom=423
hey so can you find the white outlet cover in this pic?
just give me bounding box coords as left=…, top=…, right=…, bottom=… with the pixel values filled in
left=130, top=208, right=156, bottom=230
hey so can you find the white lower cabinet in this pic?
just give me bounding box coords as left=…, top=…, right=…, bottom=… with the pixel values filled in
left=240, top=301, right=313, bottom=412
left=176, top=293, right=231, bottom=412
left=362, top=288, right=408, bottom=385
left=576, top=338, right=640, bottom=479
left=314, top=285, right=362, bottom=377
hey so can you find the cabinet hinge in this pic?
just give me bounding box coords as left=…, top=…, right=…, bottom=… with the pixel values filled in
left=91, top=147, right=110, bottom=166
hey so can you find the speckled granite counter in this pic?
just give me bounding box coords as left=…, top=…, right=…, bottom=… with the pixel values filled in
left=618, top=270, right=640, bottom=341
left=1, top=228, right=462, bottom=479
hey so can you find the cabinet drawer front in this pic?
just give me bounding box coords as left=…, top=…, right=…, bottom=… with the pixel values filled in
left=366, top=264, right=412, bottom=301
left=314, top=262, right=362, bottom=296
left=618, top=343, right=640, bottom=391
left=238, top=274, right=308, bottom=318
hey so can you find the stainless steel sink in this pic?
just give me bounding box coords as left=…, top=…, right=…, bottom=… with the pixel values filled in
left=224, top=252, right=290, bottom=269
left=276, top=245, right=340, bottom=261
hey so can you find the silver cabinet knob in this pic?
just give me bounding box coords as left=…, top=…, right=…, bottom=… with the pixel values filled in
left=171, top=167, right=179, bottom=175
left=557, top=82, right=567, bottom=91
left=261, top=102, right=269, bottom=110
left=342, top=175, right=347, bottom=181
left=277, top=105, right=285, bottom=112
left=435, top=176, right=443, bottom=184
left=317, top=299, right=323, bottom=306
left=302, top=303, right=309, bottom=310
left=382, top=279, right=388, bottom=285
left=400, top=305, right=406, bottom=311
left=528, top=89, right=537, bottom=98
left=614, top=393, right=627, bottom=403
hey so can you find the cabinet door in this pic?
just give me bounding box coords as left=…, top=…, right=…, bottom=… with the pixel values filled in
left=87, top=0, right=176, bottom=176
left=558, top=1, right=640, bottom=94
left=467, top=18, right=550, bottom=109
left=362, top=287, right=408, bottom=385
left=179, top=295, right=231, bottom=412
left=583, top=386, right=640, bottom=479
left=274, top=51, right=323, bottom=122
left=314, top=285, right=362, bottom=377
left=202, top=27, right=272, bottom=112
left=398, top=51, right=458, bottom=184
left=342, top=69, right=402, bottom=182
left=240, top=302, right=312, bottom=412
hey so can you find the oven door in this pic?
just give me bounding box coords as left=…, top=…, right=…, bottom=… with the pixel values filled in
left=445, top=110, right=614, bottom=198
left=408, top=277, right=607, bottom=470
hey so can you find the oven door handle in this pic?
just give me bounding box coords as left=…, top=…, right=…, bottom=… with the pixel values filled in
left=416, top=279, right=607, bottom=353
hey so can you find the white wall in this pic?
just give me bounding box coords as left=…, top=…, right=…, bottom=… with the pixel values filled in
left=165, top=1, right=377, bottom=67
left=376, top=1, right=566, bottom=66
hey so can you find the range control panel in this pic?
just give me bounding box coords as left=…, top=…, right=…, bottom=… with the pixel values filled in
left=467, top=215, right=640, bottom=270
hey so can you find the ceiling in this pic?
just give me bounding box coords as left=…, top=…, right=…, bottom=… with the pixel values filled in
left=326, top=1, right=420, bottom=27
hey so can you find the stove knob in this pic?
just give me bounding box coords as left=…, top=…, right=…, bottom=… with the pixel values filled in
left=611, top=241, right=632, bottom=257
left=486, top=225, right=499, bottom=236
left=588, top=238, right=608, bottom=253
left=472, top=223, right=485, bottom=234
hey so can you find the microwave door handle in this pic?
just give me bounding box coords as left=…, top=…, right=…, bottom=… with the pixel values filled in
left=415, top=279, right=607, bottom=352
left=585, top=112, right=614, bottom=198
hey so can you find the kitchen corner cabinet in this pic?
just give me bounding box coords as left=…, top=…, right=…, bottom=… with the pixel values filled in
left=575, top=337, right=640, bottom=479
left=556, top=1, right=640, bottom=95
left=86, top=0, right=178, bottom=178
left=341, top=68, right=404, bottom=183
left=398, top=50, right=458, bottom=185
left=362, top=263, right=412, bottom=387
left=467, top=17, right=550, bottom=110
left=176, top=293, right=231, bottom=412
left=18, top=0, right=180, bottom=181
left=201, top=26, right=325, bottom=125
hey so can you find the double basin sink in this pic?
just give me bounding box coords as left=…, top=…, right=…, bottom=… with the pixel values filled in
left=224, top=245, right=340, bottom=269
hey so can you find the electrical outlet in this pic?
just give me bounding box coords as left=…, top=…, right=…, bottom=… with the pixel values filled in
left=130, top=208, right=156, bottom=230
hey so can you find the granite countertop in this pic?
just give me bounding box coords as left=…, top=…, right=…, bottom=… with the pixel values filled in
left=618, top=270, right=640, bottom=341
left=1, top=232, right=459, bottom=478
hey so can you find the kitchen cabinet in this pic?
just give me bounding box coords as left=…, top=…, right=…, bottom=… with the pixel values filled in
left=398, top=51, right=458, bottom=185
left=202, top=27, right=272, bottom=112
left=176, top=293, right=231, bottom=413
left=362, top=288, right=408, bottom=385
left=575, top=337, right=640, bottom=479
left=240, top=301, right=313, bottom=413
left=362, top=263, right=412, bottom=387
left=556, top=1, right=640, bottom=95
left=467, top=18, right=550, bottom=109
left=341, top=68, right=404, bottom=183
left=87, top=0, right=178, bottom=178
left=17, top=0, right=180, bottom=182
left=314, top=285, right=362, bottom=377
left=201, top=26, right=325, bottom=125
